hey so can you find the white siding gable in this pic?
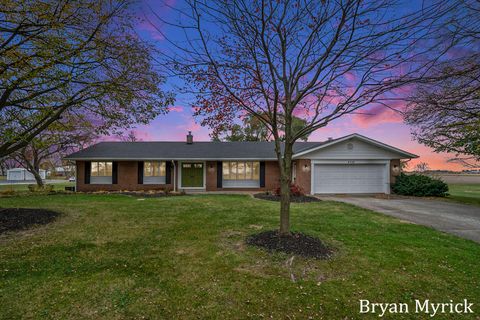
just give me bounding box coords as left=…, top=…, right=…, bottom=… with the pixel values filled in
left=301, top=137, right=404, bottom=160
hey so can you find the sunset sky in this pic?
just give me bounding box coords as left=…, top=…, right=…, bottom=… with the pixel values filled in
left=126, top=0, right=467, bottom=171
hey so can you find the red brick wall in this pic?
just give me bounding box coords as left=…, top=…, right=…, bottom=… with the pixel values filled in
left=76, top=161, right=174, bottom=192
left=76, top=159, right=313, bottom=193
left=390, top=159, right=401, bottom=184
left=293, top=159, right=311, bottom=194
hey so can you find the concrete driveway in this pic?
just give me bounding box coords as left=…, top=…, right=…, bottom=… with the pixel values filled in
left=320, top=196, right=480, bottom=244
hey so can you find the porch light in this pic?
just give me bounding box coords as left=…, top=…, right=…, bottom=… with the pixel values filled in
left=392, top=164, right=400, bottom=174
left=302, top=163, right=310, bottom=172
left=208, top=163, right=215, bottom=172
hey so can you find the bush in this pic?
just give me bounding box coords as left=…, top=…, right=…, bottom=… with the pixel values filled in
left=274, top=183, right=305, bottom=197
left=392, top=173, right=448, bottom=197
left=28, top=184, right=54, bottom=193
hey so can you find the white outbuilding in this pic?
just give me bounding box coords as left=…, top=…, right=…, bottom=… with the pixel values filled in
left=6, top=168, right=46, bottom=181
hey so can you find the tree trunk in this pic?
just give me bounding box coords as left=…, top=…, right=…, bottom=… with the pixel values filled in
left=279, top=175, right=291, bottom=235
left=278, top=143, right=293, bottom=236
left=31, top=169, right=44, bottom=187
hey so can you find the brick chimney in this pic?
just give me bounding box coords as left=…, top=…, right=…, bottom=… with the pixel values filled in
left=186, top=131, right=193, bottom=144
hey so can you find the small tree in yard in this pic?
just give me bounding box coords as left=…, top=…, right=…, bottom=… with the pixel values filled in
left=158, top=0, right=455, bottom=234
left=11, top=114, right=97, bottom=187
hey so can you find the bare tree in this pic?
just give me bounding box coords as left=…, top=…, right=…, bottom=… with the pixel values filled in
left=11, top=114, right=97, bottom=186
left=405, top=1, right=480, bottom=167
left=414, top=162, right=430, bottom=173
left=156, top=0, right=456, bottom=234
left=0, top=0, right=173, bottom=157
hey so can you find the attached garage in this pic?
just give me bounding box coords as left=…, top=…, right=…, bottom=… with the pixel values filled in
left=292, top=134, right=418, bottom=195
left=313, top=162, right=388, bottom=194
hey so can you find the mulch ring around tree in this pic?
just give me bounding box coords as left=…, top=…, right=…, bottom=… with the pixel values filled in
left=253, top=193, right=321, bottom=203
left=0, top=208, right=60, bottom=234
left=246, top=230, right=333, bottom=259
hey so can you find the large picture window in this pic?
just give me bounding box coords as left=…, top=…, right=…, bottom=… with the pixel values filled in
left=223, top=161, right=260, bottom=180
left=144, top=161, right=166, bottom=177
left=143, top=161, right=166, bottom=184
left=91, top=162, right=112, bottom=177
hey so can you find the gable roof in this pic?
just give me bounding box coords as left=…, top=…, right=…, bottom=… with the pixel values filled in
left=292, top=133, right=418, bottom=159
left=64, top=133, right=417, bottom=161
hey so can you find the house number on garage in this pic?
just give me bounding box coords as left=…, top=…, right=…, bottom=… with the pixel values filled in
left=346, top=160, right=355, bottom=164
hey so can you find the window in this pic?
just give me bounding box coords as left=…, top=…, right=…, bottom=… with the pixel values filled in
left=144, top=161, right=166, bottom=177
left=91, top=162, right=112, bottom=177
left=223, top=161, right=260, bottom=180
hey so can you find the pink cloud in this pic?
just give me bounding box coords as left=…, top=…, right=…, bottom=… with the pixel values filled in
left=168, top=105, right=184, bottom=112
left=352, top=102, right=404, bottom=128
left=344, top=71, right=356, bottom=83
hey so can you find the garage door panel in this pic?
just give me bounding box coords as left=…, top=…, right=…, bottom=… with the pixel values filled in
left=314, top=164, right=386, bottom=194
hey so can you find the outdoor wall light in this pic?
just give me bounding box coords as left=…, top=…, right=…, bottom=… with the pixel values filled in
left=208, top=164, right=215, bottom=172
left=302, top=164, right=310, bottom=172
left=392, top=164, right=400, bottom=174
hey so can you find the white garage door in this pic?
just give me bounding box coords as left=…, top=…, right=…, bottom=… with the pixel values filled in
left=314, top=164, right=386, bottom=194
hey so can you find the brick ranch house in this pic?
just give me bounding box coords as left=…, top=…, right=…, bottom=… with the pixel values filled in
left=65, top=133, right=418, bottom=194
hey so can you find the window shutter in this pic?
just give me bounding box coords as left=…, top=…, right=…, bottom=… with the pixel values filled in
left=112, top=162, right=118, bottom=184
left=259, top=161, right=266, bottom=187
left=217, top=161, right=222, bottom=188
left=165, top=161, right=171, bottom=184
left=84, top=161, right=91, bottom=184
left=138, top=161, right=144, bottom=184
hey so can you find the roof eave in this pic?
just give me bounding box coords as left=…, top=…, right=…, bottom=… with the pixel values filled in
left=292, top=133, right=419, bottom=159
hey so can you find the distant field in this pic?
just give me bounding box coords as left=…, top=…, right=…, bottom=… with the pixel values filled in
left=447, top=184, right=480, bottom=207
left=425, top=173, right=480, bottom=184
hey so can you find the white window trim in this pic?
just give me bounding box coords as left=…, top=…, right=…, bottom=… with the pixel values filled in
left=178, top=161, right=206, bottom=189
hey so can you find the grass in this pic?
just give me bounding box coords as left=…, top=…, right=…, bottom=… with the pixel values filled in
left=446, top=184, right=480, bottom=206
left=0, top=181, right=74, bottom=192
left=0, top=194, right=479, bottom=319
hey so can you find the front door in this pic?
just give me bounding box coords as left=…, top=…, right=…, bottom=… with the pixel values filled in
left=181, top=163, right=204, bottom=188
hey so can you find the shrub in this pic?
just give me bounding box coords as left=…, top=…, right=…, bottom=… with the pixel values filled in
left=27, top=184, right=54, bottom=192
left=392, top=173, right=449, bottom=197
left=274, top=183, right=305, bottom=197
left=163, top=186, right=172, bottom=195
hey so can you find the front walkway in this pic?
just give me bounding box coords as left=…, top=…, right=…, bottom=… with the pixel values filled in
left=318, top=195, right=480, bottom=244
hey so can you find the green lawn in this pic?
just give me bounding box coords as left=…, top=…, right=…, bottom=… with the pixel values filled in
left=447, top=184, right=480, bottom=206
left=0, top=181, right=74, bottom=192
left=0, top=194, right=479, bottom=319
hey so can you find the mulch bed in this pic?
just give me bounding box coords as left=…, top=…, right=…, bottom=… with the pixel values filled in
left=253, top=193, right=321, bottom=203
left=0, top=208, right=60, bottom=234
left=246, top=230, right=333, bottom=259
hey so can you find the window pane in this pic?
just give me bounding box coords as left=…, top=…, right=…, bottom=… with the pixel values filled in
left=91, top=162, right=98, bottom=177
left=252, top=162, right=260, bottom=180
left=159, top=162, right=166, bottom=176
left=245, top=162, right=252, bottom=180
left=98, top=162, right=105, bottom=176
left=153, top=162, right=158, bottom=176
left=223, top=162, right=230, bottom=179
left=230, top=162, right=237, bottom=180
left=182, top=163, right=191, bottom=168
left=105, top=162, right=112, bottom=176
left=237, top=162, right=245, bottom=180
left=144, top=162, right=152, bottom=176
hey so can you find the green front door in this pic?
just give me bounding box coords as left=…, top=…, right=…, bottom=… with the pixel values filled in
left=181, top=163, right=204, bottom=187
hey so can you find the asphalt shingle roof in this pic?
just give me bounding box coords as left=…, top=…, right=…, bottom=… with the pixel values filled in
left=64, top=140, right=331, bottom=160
